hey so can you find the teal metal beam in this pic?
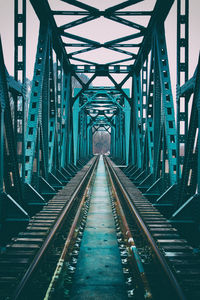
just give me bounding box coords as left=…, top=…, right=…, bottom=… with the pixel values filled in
left=14, top=0, right=26, bottom=184
left=0, top=37, right=23, bottom=204
left=155, top=25, right=177, bottom=185
left=176, top=0, right=189, bottom=182
left=73, top=89, right=80, bottom=165
left=24, top=24, right=49, bottom=185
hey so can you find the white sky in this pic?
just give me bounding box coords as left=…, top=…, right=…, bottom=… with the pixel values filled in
left=0, top=0, right=200, bottom=98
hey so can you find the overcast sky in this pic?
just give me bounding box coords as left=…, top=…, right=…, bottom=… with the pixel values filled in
left=0, top=0, right=199, bottom=97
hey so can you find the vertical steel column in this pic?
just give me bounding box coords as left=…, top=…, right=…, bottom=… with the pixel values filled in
left=14, top=0, right=26, bottom=184
left=129, top=80, right=136, bottom=167
left=133, top=74, right=142, bottom=169
left=83, top=111, right=87, bottom=158
left=0, top=107, right=4, bottom=193
left=72, top=92, right=80, bottom=166
left=111, top=121, right=116, bottom=158
left=116, top=115, right=118, bottom=160
left=124, top=97, right=130, bottom=165
left=156, top=25, right=177, bottom=185
left=0, top=39, right=5, bottom=196
left=67, top=74, right=73, bottom=166
left=24, top=24, right=49, bottom=184
left=153, top=42, right=161, bottom=180
left=146, top=51, right=154, bottom=174
left=60, top=72, right=71, bottom=167
left=115, top=114, right=118, bottom=158
left=121, top=111, right=125, bottom=162
left=87, top=116, right=91, bottom=157
left=176, top=0, right=189, bottom=182
left=129, top=100, right=135, bottom=166
left=81, top=110, right=85, bottom=158
left=48, top=44, right=57, bottom=173
left=0, top=39, right=23, bottom=203
left=79, top=110, right=84, bottom=159
left=141, top=60, right=148, bottom=146
left=178, top=59, right=200, bottom=205
left=0, top=106, right=4, bottom=221
left=142, top=59, right=148, bottom=169
left=89, top=126, right=93, bottom=156
left=197, top=79, right=200, bottom=194
left=41, top=39, right=50, bottom=179
left=0, top=51, right=5, bottom=194
left=119, top=111, right=123, bottom=160
left=56, top=59, right=62, bottom=169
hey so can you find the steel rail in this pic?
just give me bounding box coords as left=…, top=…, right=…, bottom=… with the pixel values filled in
left=104, top=156, right=186, bottom=300
left=12, top=156, right=99, bottom=300
left=104, top=157, right=152, bottom=299
left=44, top=155, right=98, bottom=299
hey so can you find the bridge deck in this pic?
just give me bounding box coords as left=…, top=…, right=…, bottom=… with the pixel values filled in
left=70, top=156, right=127, bottom=299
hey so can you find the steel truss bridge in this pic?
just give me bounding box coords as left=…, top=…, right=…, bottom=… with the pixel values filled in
left=0, top=0, right=200, bottom=247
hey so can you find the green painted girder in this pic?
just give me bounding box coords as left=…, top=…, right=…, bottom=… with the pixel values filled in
left=145, top=51, right=154, bottom=173
left=141, top=61, right=148, bottom=166
left=153, top=39, right=162, bottom=181
left=73, top=74, right=96, bottom=103
left=0, top=38, right=23, bottom=204
left=111, top=125, right=116, bottom=157
left=73, top=89, right=80, bottom=165
left=55, top=61, right=62, bottom=169
left=2, top=0, right=200, bottom=234
left=81, top=89, right=125, bottom=111
left=0, top=108, right=4, bottom=194
left=177, top=57, right=200, bottom=206
left=87, top=116, right=92, bottom=156
left=128, top=23, right=178, bottom=192
left=176, top=0, right=189, bottom=182
left=79, top=110, right=87, bottom=159
left=155, top=25, right=177, bottom=185
left=61, top=73, right=71, bottom=168
left=24, top=24, right=49, bottom=184
left=48, top=44, right=57, bottom=173
left=0, top=38, right=29, bottom=235
left=133, top=74, right=142, bottom=169
left=75, top=86, right=130, bottom=162
left=14, top=0, right=26, bottom=184
left=92, top=121, right=113, bottom=127
left=41, top=38, right=51, bottom=179
left=30, top=0, right=71, bottom=69
left=124, top=95, right=131, bottom=165
left=128, top=98, right=135, bottom=166
left=72, top=64, right=133, bottom=74
left=0, top=38, right=6, bottom=194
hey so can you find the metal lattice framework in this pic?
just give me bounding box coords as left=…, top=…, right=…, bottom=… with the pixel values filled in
left=0, top=0, right=200, bottom=243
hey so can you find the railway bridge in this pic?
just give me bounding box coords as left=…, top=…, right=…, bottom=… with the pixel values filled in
left=0, top=0, right=200, bottom=299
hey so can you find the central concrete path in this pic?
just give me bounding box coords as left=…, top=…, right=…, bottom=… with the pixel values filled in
left=70, top=156, right=127, bottom=299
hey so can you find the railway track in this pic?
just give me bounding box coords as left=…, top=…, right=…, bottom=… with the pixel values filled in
left=0, top=157, right=98, bottom=300
left=0, top=155, right=200, bottom=299
left=105, top=157, right=200, bottom=299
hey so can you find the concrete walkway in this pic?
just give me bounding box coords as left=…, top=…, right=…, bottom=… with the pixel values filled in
left=70, top=156, right=127, bottom=299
